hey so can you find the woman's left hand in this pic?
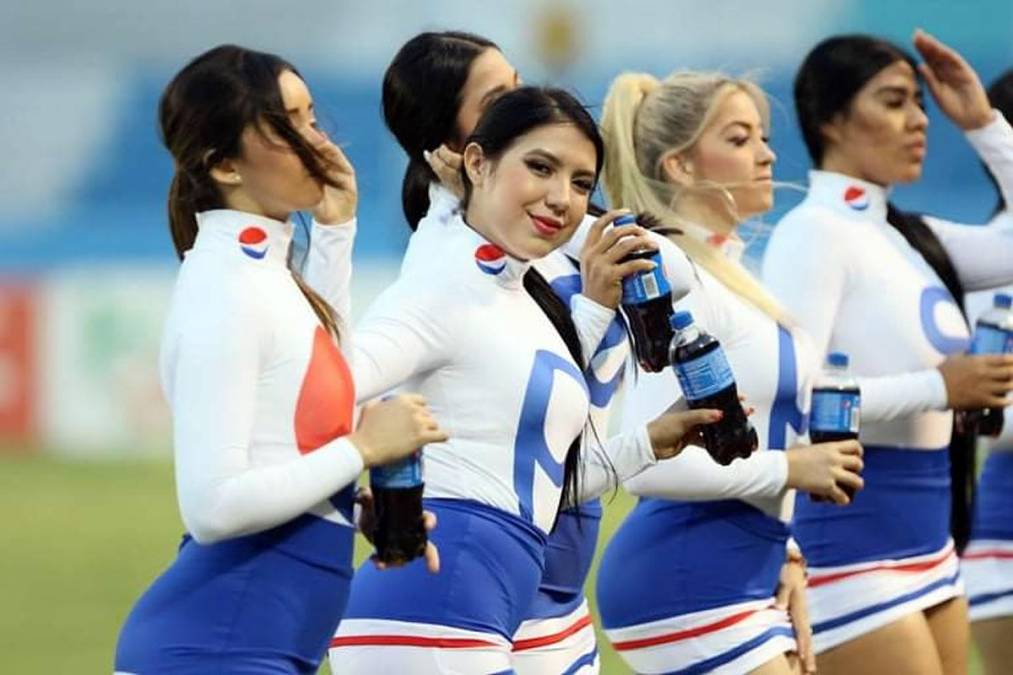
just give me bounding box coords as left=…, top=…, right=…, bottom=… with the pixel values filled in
left=311, top=139, right=358, bottom=225
left=776, top=554, right=816, bottom=675
left=913, top=29, right=994, bottom=131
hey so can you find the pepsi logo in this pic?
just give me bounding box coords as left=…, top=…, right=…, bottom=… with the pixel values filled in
left=238, top=226, right=269, bottom=259
left=843, top=186, right=869, bottom=211
left=474, top=243, right=506, bottom=275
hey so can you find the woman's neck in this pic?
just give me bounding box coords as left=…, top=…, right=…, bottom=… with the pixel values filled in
left=672, top=192, right=739, bottom=237
left=819, top=152, right=891, bottom=189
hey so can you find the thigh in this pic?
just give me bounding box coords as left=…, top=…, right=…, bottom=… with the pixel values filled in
left=816, top=611, right=944, bottom=675
left=971, top=616, right=1013, bottom=675
left=924, top=596, right=969, bottom=675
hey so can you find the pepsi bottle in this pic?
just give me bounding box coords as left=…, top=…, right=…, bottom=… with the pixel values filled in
left=809, top=352, right=861, bottom=502
left=369, top=450, right=427, bottom=565
left=669, top=311, right=758, bottom=464
left=970, top=293, right=1013, bottom=437
left=616, top=214, right=673, bottom=373
left=809, top=352, right=861, bottom=444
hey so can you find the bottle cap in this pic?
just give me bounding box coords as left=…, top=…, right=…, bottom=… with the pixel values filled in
left=994, top=293, right=1012, bottom=310
left=827, top=352, right=849, bottom=368
left=614, top=214, right=638, bottom=227
left=671, top=310, right=694, bottom=330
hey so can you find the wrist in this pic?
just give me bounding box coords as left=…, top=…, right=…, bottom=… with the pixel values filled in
left=961, top=108, right=995, bottom=131
left=347, top=432, right=376, bottom=467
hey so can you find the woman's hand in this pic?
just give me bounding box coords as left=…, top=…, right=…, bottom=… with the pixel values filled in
left=786, top=440, right=864, bottom=504
left=348, top=394, right=448, bottom=468
left=355, top=488, right=441, bottom=574
left=311, top=140, right=358, bottom=225
left=580, top=210, right=661, bottom=309
left=913, top=29, right=994, bottom=131
left=646, top=408, right=724, bottom=460
left=424, top=144, right=465, bottom=199
left=938, top=353, right=1013, bottom=410
left=776, top=552, right=816, bottom=675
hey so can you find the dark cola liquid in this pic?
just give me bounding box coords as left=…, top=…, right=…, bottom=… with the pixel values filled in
left=672, top=335, right=757, bottom=465
left=809, top=385, right=861, bottom=501
left=620, top=249, right=673, bottom=373
left=370, top=453, right=427, bottom=565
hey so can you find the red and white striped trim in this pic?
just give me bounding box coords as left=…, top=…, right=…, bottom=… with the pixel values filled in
left=808, top=541, right=955, bottom=588
left=602, top=598, right=794, bottom=675
left=963, top=540, right=1013, bottom=622
left=330, top=618, right=510, bottom=651
left=512, top=613, right=592, bottom=652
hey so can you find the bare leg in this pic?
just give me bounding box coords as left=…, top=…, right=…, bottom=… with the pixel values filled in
left=971, top=616, right=1013, bottom=675
left=815, top=611, right=944, bottom=675
left=925, top=597, right=969, bottom=675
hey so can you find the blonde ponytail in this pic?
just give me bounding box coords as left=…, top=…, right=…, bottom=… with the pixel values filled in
left=601, top=70, right=789, bottom=325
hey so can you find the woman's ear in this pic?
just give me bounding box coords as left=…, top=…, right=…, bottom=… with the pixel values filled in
left=206, top=149, right=243, bottom=187
left=462, top=142, right=487, bottom=188
left=660, top=152, right=694, bottom=188
left=819, top=112, right=846, bottom=148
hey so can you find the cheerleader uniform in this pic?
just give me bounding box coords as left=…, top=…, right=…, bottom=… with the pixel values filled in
left=762, top=110, right=1013, bottom=653
left=115, top=210, right=362, bottom=674
left=328, top=208, right=659, bottom=674
left=962, top=210, right=1013, bottom=623
left=597, top=224, right=814, bottom=674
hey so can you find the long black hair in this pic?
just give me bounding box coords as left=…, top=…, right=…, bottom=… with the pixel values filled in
left=795, top=34, right=976, bottom=551
left=159, top=44, right=340, bottom=339
left=382, top=31, right=499, bottom=229
left=461, top=86, right=608, bottom=518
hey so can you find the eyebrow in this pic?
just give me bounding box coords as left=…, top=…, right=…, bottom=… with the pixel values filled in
left=526, top=148, right=596, bottom=179
left=285, top=102, right=314, bottom=116
left=874, top=85, right=916, bottom=97
left=721, top=120, right=755, bottom=134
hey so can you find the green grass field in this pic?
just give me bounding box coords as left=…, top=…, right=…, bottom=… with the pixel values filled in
left=0, top=456, right=983, bottom=674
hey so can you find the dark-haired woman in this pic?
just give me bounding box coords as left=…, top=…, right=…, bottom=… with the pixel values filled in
left=113, top=45, right=446, bottom=675
left=353, top=32, right=690, bottom=674
left=329, top=86, right=719, bottom=674
left=962, top=67, right=1013, bottom=675
left=764, top=31, right=1013, bottom=675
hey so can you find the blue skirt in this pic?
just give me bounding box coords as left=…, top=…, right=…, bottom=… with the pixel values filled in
left=115, top=514, right=354, bottom=674
left=341, top=498, right=547, bottom=640
left=794, top=445, right=951, bottom=567
left=597, top=498, right=788, bottom=629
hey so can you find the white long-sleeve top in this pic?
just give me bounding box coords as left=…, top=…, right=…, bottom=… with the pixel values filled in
left=350, top=209, right=657, bottom=534
left=763, top=112, right=1013, bottom=451
left=622, top=224, right=807, bottom=519
left=161, top=210, right=363, bottom=545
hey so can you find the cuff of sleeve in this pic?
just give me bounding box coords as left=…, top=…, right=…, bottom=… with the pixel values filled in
left=311, top=217, right=357, bottom=241
left=925, top=368, right=950, bottom=410
left=613, top=425, right=658, bottom=483
left=428, top=183, right=461, bottom=215
left=785, top=537, right=803, bottom=556
left=966, top=109, right=1012, bottom=149
left=572, top=292, right=616, bottom=337
left=769, top=450, right=790, bottom=494
left=321, top=436, right=366, bottom=489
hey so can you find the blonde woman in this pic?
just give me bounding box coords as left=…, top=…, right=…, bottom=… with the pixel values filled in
left=594, top=71, right=863, bottom=675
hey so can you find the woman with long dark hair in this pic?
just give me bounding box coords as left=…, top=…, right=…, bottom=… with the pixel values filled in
left=764, top=31, right=1013, bottom=675
left=329, top=85, right=720, bottom=674
left=961, top=67, right=1013, bottom=675
left=113, top=45, right=446, bottom=674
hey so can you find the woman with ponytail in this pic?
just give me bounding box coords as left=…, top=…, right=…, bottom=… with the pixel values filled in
left=114, top=45, right=446, bottom=674
left=763, top=31, right=1013, bottom=675
left=595, top=70, right=869, bottom=675
left=329, top=85, right=720, bottom=675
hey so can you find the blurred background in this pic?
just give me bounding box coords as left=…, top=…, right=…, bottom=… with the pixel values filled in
left=1, top=1, right=1009, bottom=672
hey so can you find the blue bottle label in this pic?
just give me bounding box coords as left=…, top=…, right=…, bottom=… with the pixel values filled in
left=370, top=450, right=423, bottom=489
left=970, top=324, right=1013, bottom=355
left=674, top=348, right=735, bottom=400
left=810, top=390, right=861, bottom=434
left=621, top=250, right=671, bottom=304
